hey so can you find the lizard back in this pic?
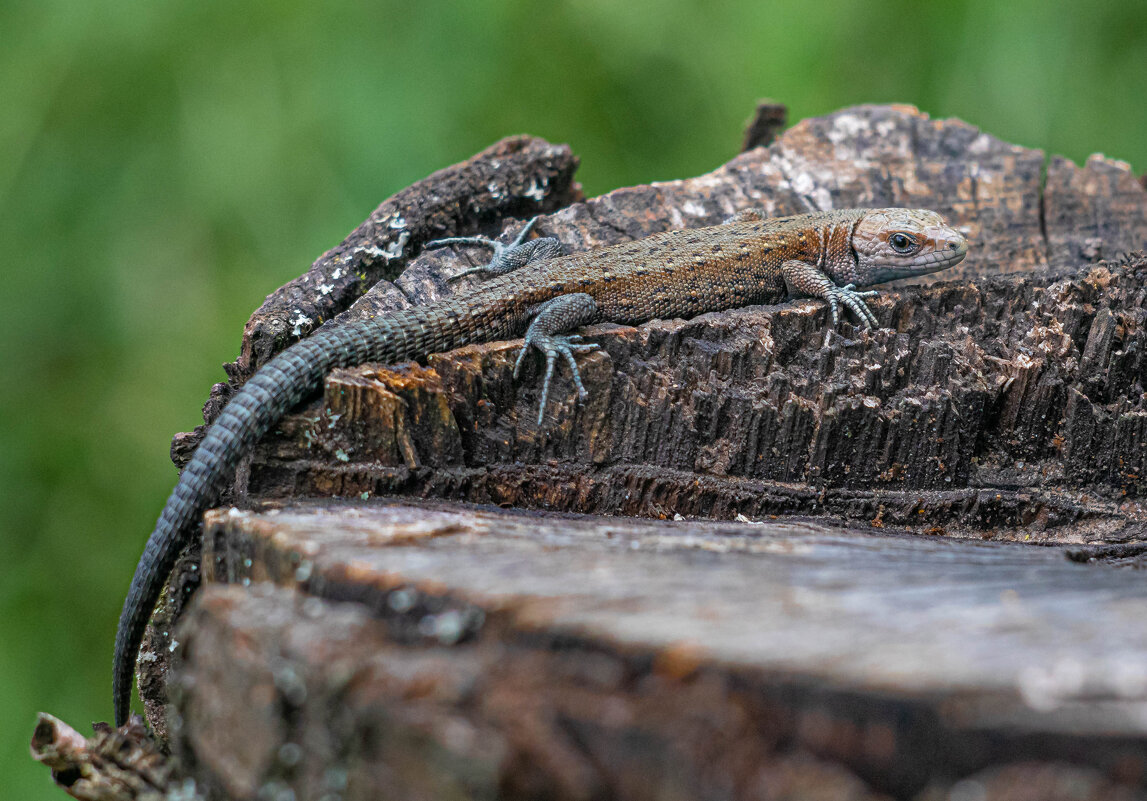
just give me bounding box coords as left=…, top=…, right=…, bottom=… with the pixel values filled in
left=467, top=209, right=866, bottom=324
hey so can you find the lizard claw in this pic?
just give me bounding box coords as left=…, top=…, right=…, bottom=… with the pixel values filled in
left=426, top=217, right=539, bottom=254
left=514, top=333, right=601, bottom=425
left=508, top=215, right=540, bottom=247
left=826, top=283, right=880, bottom=329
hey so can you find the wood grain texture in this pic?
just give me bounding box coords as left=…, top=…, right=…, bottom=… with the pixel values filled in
left=169, top=499, right=1147, bottom=799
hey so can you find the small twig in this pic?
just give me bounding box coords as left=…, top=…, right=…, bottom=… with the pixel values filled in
left=741, top=100, right=788, bottom=152
left=30, top=713, right=201, bottom=801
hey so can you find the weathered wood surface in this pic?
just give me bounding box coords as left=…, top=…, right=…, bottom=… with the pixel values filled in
left=739, top=100, right=788, bottom=152
left=167, top=499, right=1147, bottom=800
left=231, top=136, right=581, bottom=383
left=123, top=103, right=1147, bottom=799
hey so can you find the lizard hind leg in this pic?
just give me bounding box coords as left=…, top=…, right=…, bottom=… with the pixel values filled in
left=425, top=216, right=564, bottom=282
left=513, top=292, right=602, bottom=425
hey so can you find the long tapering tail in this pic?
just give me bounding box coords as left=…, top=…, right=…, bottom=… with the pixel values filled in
left=113, top=298, right=518, bottom=725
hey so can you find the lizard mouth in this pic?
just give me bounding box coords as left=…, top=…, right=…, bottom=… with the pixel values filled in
left=907, top=231, right=968, bottom=272
left=920, top=242, right=967, bottom=269
left=868, top=235, right=967, bottom=284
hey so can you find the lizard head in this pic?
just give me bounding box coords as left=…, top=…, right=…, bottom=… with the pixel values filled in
left=852, top=208, right=967, bottom=284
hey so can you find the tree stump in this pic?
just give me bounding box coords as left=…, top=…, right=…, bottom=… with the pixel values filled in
left=132, top=104, right=1147, bottom=800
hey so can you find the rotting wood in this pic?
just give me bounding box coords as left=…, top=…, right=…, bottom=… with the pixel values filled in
left=172, top=106, right=1146, bottom=555
left=231, top=135, right=582, bottom=383
left=150, top=135, right=582, bottom=741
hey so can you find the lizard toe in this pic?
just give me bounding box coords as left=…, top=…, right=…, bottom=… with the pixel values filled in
left=522, top=332, right=602, bottom=424
left=447, top=265, right=497, bottom=282
left=536, top=349, right=560, bottom=426
left=827, top=285, right=880, bottom=330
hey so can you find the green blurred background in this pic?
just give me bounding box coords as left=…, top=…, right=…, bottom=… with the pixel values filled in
left=2, top=0, right=1145, bottom=795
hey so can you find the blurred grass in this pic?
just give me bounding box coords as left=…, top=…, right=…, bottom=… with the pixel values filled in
left=1, top=0, right=1144, bottom=796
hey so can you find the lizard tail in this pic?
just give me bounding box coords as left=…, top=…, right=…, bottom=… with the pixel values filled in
left=113, top=299, right=517, bottom=725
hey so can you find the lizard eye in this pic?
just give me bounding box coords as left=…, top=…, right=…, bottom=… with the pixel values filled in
left=889, top=233, right=916, bottom=253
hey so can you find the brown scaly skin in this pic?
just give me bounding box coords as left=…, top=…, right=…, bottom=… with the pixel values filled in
left=112, top=207, right=967, bottom=725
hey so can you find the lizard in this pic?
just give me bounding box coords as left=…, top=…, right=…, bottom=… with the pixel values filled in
left=112, top=206, right=968, bottom=725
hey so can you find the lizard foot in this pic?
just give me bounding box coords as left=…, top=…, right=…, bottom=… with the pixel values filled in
left=826, top=283, right=880, bottom=329
left=514, top=333, right=601, bottom=426
left=511, top=292, right=601, bottom=425
left=425, top=217, right=563, bottom=281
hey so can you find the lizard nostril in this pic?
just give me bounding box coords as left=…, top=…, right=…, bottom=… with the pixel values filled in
left=949, top=241, right=959, bottom=250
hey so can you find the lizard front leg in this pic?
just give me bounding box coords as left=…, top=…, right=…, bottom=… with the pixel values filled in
left=426, top=216, right=564, bottom=281
left=781, top=259, right=880, bottom=329
left=514, top=293, right=602, bottom=425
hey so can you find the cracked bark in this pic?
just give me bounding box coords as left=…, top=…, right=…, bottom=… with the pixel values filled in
left=107, top=104, right=1147, bottom=800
